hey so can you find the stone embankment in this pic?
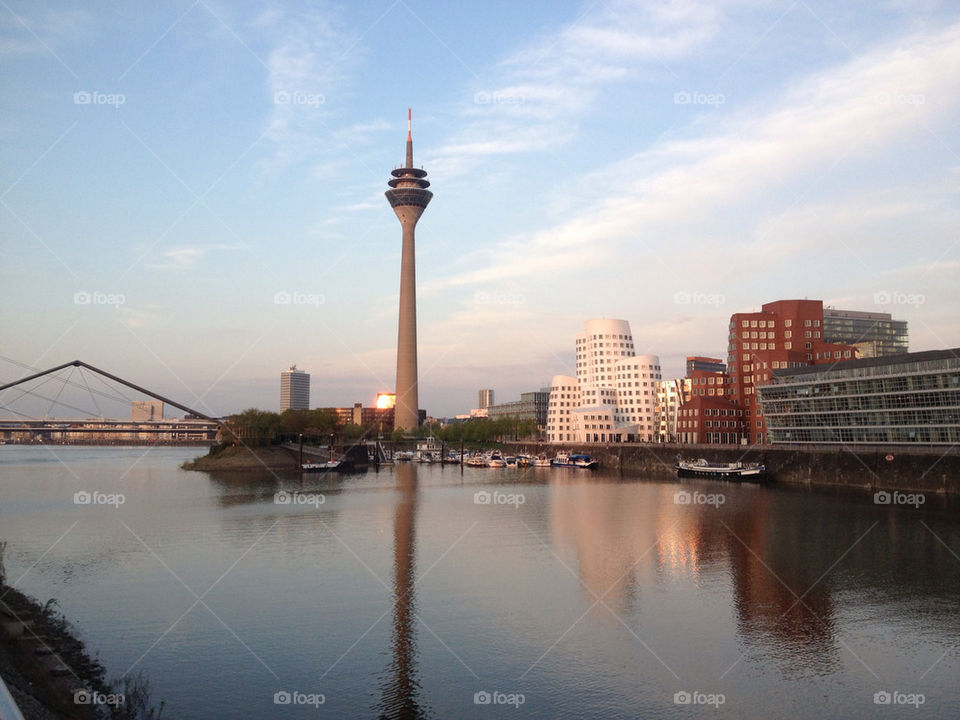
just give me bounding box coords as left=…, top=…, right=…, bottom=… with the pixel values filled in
left=508, top=442, right=960, bottom=495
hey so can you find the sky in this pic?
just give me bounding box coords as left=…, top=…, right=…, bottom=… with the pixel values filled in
left=1, top=0, right=959, bottom=420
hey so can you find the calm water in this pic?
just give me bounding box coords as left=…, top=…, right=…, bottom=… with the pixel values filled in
left=1, top=446, right=959, bottom=719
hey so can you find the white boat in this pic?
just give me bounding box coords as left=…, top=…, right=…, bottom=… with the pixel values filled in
left=487, top=450, right=506, bottom=468
left=533, top=455, right=552, bottom=467
left=394, top=450, right=414, bottom=462
left=676, top=458, right=766, bottom=481
left=302, top=460, right=347, bottom=472
left=551, top=452, right=599, bottom=469
left=465, top=455, right=486, bottom=467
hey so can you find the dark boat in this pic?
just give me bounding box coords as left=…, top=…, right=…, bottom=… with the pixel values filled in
left=302, top=459, right=352, bottom=472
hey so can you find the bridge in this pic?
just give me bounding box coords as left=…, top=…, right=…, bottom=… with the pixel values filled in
left=0, top=360, right=222, bottom=444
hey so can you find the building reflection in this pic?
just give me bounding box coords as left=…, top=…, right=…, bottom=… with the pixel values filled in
left=376, top=462, right=432, bottom=719
left=550, top=480, right=839, bottom=675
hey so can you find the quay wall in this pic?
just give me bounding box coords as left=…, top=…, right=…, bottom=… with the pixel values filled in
left=507, top=442, right=960, bottom=495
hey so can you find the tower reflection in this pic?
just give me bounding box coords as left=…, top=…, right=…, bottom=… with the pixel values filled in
left=376, top=462, right=432, bottom=719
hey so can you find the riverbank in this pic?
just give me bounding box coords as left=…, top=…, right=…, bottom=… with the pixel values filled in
left=0, top=582, right=99, bottom=720
left=509, top=441, right=960, bottom=494
left=181, top=444, right=297, bottom=472
left=0, top=545, right=162, bottom=720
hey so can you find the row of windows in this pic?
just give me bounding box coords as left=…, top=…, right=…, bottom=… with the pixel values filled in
left=761, top=390, right=959, bottom=414
left=763, top=373, right=959, bottom=399
left=769, top=426, right=959, bottom=444
left=765, top=408, right=959, bottom=427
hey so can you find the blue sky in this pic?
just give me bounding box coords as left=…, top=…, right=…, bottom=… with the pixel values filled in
left=1, top=0, right=959, bottom=419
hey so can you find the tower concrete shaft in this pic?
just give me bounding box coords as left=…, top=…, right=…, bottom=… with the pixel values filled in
left=385, top=109, right=432, bottom=431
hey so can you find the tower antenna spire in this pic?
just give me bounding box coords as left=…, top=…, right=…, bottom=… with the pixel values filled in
left=405, top=108, right=413, bottom=168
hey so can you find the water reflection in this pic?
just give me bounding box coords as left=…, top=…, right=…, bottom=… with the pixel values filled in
left=377, top=462, right=432, bottom=719
left=550, top=480, right=848, bottom=676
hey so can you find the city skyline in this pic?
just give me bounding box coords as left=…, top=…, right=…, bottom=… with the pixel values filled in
left=2, top=1, right=959, bottom=419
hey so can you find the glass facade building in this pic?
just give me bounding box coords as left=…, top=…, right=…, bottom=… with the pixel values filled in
left=758, top=349, right=959, bottom=444
left=822, top=308, right=908, bottom=356
left=487, top=390, right=550, bottom=430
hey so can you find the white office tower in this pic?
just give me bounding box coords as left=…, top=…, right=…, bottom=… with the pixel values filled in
left=547, top=319, right=661, bottom=443
left=280, top=365, right=310, bottom=411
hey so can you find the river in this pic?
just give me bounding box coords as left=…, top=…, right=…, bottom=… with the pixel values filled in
left=1, top=445, right=958, bottom=718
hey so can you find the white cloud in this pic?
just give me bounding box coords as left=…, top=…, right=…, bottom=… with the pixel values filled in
left=433, top=21, right=960, bottom=295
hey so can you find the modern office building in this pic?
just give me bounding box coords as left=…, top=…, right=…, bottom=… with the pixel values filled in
left=280, top=365, right=310, bottom=411
left=130, top=400, right=163, bottom=421
left=727, top=299, right=856, bottom=444
left=487, top=390, right=550, bottom=431
left=758, top=348, right=960, bottom=444
left=822, top=308, right=908, bottom=357
left=478, top=389, right=494, bottom=409
left=547, top=319, right=661, bottom=443
left=386, top=109, right=432, bottom=431
left=655, top=377, right=690, bottom=442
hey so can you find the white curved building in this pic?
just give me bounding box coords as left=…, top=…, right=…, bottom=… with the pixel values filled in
left=546, top=375, right=580, bottom=443
left=547, top=319, right=661, bottom=443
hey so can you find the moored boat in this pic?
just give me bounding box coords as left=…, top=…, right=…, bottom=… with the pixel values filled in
left=675, top=457, right=767, bottom=481
left=550, top=452, right=599, bottom=469
left=487, top=450, right=506, bottom=468
left=302, top=459, right=350, bottom=472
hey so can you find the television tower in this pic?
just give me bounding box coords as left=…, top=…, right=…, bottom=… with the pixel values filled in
left=386, top=109, right=432, bottom=431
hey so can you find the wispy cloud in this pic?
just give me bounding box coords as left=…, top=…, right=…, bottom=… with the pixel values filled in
left=431, top=20, right=960, bottom=294
left=428, top=0, right=742, bottom=177
left=146, top=244, right=241, bottom=271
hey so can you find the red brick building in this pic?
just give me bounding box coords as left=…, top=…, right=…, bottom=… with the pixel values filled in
left=677, top=357, right=745, bottom=444
left=727, top=299, right=855, bottom=444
